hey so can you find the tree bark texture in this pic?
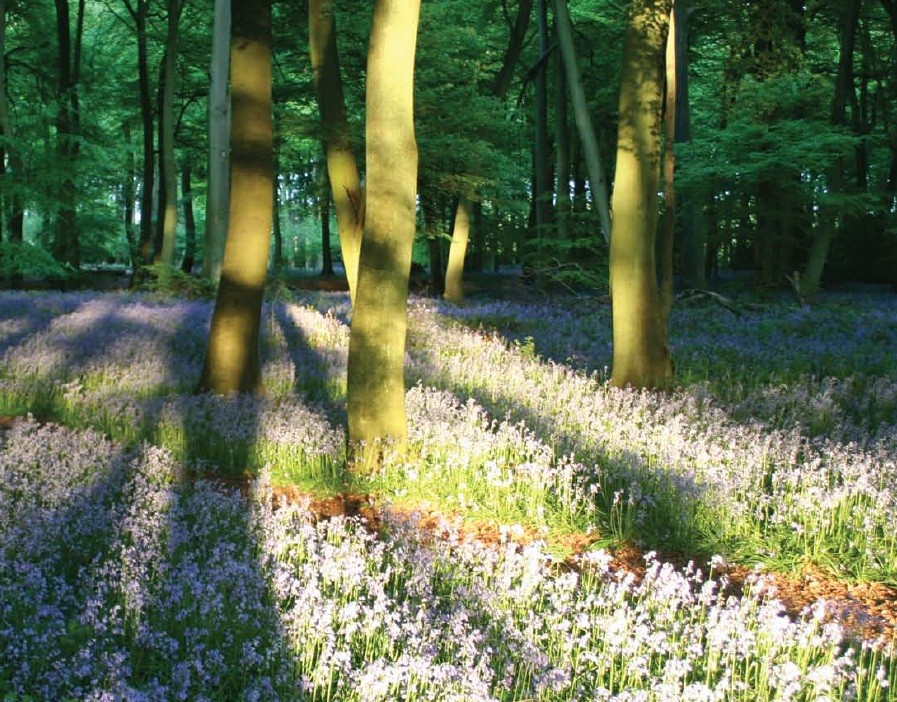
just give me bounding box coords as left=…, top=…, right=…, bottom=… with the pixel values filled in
left=346, top=0, right=421, bottom=461
left=610, top=0, right=674, bottom=389
left=198, top=0, right=273, bottom=394
left=0, top=0, right=23, bottom=242
left=181, top=160, right=196, bottom=273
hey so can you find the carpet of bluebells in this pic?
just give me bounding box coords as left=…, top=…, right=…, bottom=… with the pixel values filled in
left=1, top=289, right=896, bottom=701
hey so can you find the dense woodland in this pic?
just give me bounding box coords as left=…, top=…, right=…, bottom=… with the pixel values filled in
left=0, top=0, right=894, bottom=292
left=4, top=2, right=897, bottom=698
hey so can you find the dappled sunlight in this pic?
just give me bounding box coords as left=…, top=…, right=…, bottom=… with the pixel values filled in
left=2, top=291, right=897, bottom=699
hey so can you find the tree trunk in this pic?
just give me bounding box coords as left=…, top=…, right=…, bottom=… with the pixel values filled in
left=158, top=0, right=180, bottom=267
left=52, top=0, right=83, bottom=268
left=181, top=160, right=196, bottom=273
left=802, top=0, right=861, bottom=299
left=346, top=0, right=421, bottom=464
left=553, top=0, right=612, bottom=245
left=309, top=0, right=364, bottom=305
left=553, top=27, right=571, bottom=243
left=490, top=0, right=534, bottom=99
left=0, top=0, right=23, bottom=243
left=659, top=1, right=677, bottom=324
left=122, top=123, right=138, bottom=266
left=135, top=0, right=154, bottom=266
left=532, top=0, right=553, bottom=240
left=273, top=171, right=283, bottom=271
left=198, top=0, right=273, bottom=394
left=443, top=196, right=471, bottom=303
left=204, top=0, right=230, bottom=282
left=320, top=174, right=334, bottom=275
left=610, top=0, right=674, bottom=390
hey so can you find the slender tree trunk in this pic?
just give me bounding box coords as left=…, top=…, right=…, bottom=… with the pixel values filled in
left=553, top=0, right=612, bottom=245
left=660, top=2, right=677, bottom=324
left=803, top=0, right=861, bottom=299
left=490, top=0, right=534, bottom=99
left=198, top=0, right=273, bottom=394
left=443, top=196, right=471, bottom=303
left=53, top=0, right=82, bottom=268
left=346, top=0, right=421, bottom=463
left=273, top=172, right=283, bottom=271
left=320, top=176, right=334, bottom=275
left=554, top=28, right=571, bottom=243
left=122, top=123, right=138, bottom=266
left=532, top=0, right=553, bottom=239
left=134, top=0, right=154, bottom=266
left=610, top=0, right=674, bottom=389
left=204, top=0, right=230, bottom=282
left=158, top=0, right=181, bottom=266
left=309, top=0, right=364, bottom=305
left=0, top=0, right=23, bottom=243
left=181, top=160, right=196, bottom=273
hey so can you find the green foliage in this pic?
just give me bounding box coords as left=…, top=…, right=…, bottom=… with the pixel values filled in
left=132, top=263, right=215, bottom=299
left=0, top=241, right=71, bottom=281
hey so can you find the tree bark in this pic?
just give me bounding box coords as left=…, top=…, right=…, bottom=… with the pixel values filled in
left=346, top=0, right=421, bottom=463
left=443, top=196, right=471, bottom=303
left=660, top=1, right=677, bottom=325
left=553, top=27, right=571, bottom=242
left=198, top=0, right=273, bottom=394
left=204, top=0, right=230, bottom=282
left=309, top=0, right=364, bottom=305
left=133, top=0, right=155, bottom=266
left=320, top=173, right=334, bottom=275
left=610, top=0, right=674, bottom=389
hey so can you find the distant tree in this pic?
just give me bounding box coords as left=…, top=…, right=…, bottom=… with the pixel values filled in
left=198, top=0, right=272, bottom=393
left=610, top=0, right=674, bottom=389
left=346, top=0, right=420, bottom=465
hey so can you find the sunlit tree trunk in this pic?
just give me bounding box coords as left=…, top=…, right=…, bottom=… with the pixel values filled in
left=158, top=0, right=181, bottom=267
left=443, top=196, right=471, bottom=303
left=204, top=0, right=229, bottom=282
left=346, top=0, right=420, bottom=464
left=660, top=2, right=677, bottom=323
left=309, top=0, right=364, bottom=305
left=198, top=0, right=272, bottom=394
left=610, top=0, right=674, bottom=389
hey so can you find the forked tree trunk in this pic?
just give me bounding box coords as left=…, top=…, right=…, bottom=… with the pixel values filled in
left=204, top=0, right=230, bottom=282
left=309, top=0, right=364, bottom=305
left=346, top=0, right=421, bottom=465
left=610, top=0, right=674, bottom=389
left=197, top=0, right=273, bottom=394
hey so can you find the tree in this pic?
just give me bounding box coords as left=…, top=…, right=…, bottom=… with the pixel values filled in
left=197, top=0, right=272, bottom=394
left=0, top=0, right=24, bottom=244
left=610, top=0, right=674, bottom=389
left=157, top=0, right=181, bottom=267
left=204, top=0, right=229, bottom=282
left=309, top=0, right=364, bottom=305
left=346, top=0, right=420, bottom=464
